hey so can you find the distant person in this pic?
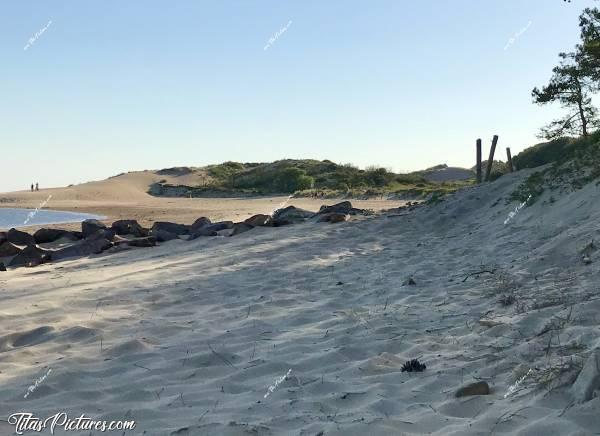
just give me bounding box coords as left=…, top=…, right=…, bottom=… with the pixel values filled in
left=35, top=183, right=39, bottom=191
left=30, top=183, right=34, bottom=192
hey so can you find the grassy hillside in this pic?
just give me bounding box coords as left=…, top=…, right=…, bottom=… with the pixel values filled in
left=510, top=132, right=600, bottom=203
left=149, top=159, right=474, bottom=198
left=513, top=131, right=600, bottom=170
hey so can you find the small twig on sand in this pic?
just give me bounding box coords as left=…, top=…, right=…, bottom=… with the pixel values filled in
left=490, top=407, right=530, bottom=434
left=198, top=409, right=209, bottom=423
left=134, top=363, right=151, bottom=371
left=249, top=342, right=256, bottom=361
left=462, top=269, right=496, bottom=283
left=208, top=343, right=236, bottom=368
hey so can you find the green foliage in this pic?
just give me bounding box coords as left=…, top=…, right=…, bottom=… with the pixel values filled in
left=532, top=52, right=598, bottom=139
left=510, top=170, right=546, bottom=204
left=513, top=130, right=600, bottom=169
left=153, top=159, right=472, bottom=197
left=273, top=167, right=314, bottom=192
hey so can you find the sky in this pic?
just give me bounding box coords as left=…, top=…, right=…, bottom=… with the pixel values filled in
left=0, top=0, right=596, bottom=192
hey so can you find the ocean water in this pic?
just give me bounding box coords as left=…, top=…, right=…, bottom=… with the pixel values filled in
left=0, top=208, right=104, bottom=230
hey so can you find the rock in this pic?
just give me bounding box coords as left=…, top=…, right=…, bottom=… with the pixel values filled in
left=206, top=221, right=234, bottom=232
left=82, top=219, right=107, bottom=238
left=8, top=245, right=52, bottom=267
left=111, top=219, right=146, bottom=237
left=245, top=214, right=273, bottom=227
left=230, top=222, right=254, bottom=236
left=151, top=222, right=189, bottom=236
left=455, top=381, right=490, bottom=398
left=34, top=228, right=81, bottom=244
left=571, top=348, right=600, bottom=403
left=189, top=222, right=234, bottom=240
left=52, top=238, right=113, bottom=261
left=7, top=228, right=36, bottom=246
left=190, top=217, right=212, bottom=234
left=86, top=228, right=116, bottom=241
left=583, top=255, right=592, bottom=265
left=124, top=237, right=156, bottom=248
left=403, top=277, right=417, bottom=286
left=318, top=201, right=353, bottom=214
left=0, top=262, right=5, bottom=271
left=318, top=201, right=367, bottom=216
left=153, top=229, right=178, bottom=242
left=0, top=242, right=22, bottom=257
left=317, top=213, right=348, bottom=223
left=272, top=206, right=314, bottom=226
left=189, top=228, right=218, bottom=240
left=0, top=232, right=6, bottom=245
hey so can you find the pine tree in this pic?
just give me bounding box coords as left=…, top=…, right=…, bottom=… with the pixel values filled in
left=532, top=52, right=599, bottom=139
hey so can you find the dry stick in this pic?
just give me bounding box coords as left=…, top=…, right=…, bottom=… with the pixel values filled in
left=249, top=342, right=256, bottom=361
left=462, top=269, right=496, bottom=282
left=134, top=363, right=151, bottom=371
left=484, top=135, right=499, bottom=182
left=208, top=343, right=236, bottom=368
left=198, top=409, right=209, bottom=423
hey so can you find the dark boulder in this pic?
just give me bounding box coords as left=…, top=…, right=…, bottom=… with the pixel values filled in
left=125, top=237, right=156, bottom=248
left=272, top=206, right=314, bottom=226
left=86, top=228, right=116, bottom=241
left=82, top=219, right=107, bottom=238
left=318, top=201, right=366, bottom=216
left=151, top=222, right=189, bottom=236
left=153, top=229, right=178, bottom=242
left=189, top=221, right=233, bottom=240
left=318, top=201, right=352, bottom=214
left=34, top=228, right=81, bottom=244
left=8, top=245, right=52, bottom=267
left=317, top=213, right=348, bottom=223
left=0, top=262, right=5, bottom=271
left=189, top=228, right=218, bottom=240
left=0, top=242, right=22, bottom=257
left=52, top=238, right=113, bottom=261
left=230, top=222, right=254, bottom=236
left=245, top=214, right=273, bottom=227
left=455, top=381, right=490, bottom=397
left=205, top=221, right=234, bottom=232
left=7, top=228, right=36, bottom=246
left=111, top=220, right=147, bottom=237
left=190, top=217, right=212, bottom=234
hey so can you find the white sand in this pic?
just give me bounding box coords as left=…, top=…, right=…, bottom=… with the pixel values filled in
left=0, top=169, right=599, bottom=435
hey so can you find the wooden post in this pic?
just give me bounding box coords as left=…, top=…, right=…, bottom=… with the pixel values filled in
left=484, top=135, right=499, bottom=182
left=506, top=147, right=514, bottom=172
left=476, top=139, right=482, bottom=183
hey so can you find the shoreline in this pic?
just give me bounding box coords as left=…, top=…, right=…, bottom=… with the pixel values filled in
left=0, top=195, right=409, bottom=233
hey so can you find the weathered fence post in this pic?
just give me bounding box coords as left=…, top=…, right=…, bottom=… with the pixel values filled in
left=506, top=147, right=514, bottom=172
left=484, top=135, right=499, bottom=182
left=476, top=139, right=482, bottom=183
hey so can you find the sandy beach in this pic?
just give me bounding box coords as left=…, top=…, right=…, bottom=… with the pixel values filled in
left=1, top=168, right=599, bottom=435
left=0, top=171, right=407, bottom=232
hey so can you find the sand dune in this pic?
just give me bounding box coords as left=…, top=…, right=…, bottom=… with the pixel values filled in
left=0, top=169, right=599, bottom=435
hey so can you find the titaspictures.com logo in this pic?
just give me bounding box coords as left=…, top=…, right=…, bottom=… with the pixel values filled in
left=8, top=413, right=136, bottom=434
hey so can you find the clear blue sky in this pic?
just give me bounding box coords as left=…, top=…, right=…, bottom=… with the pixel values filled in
left=0, top=0, right=594, bottom=192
